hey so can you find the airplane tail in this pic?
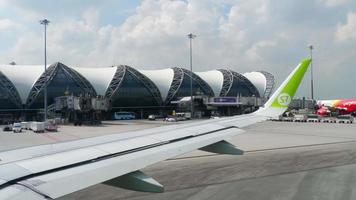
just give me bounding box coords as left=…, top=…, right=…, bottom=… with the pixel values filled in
left=255, top=58, right=311, bottom=117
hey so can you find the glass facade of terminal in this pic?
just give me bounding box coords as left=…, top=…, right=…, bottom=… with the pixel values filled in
left=226, top=76, right=260, bottom=97
left=27, top=63, right=96, bottom=109
left=110, top=71, right=160, bottom=107
left=0, top=72, right=22, bottom=109
left=0, top=63, right=272, bottom=111
left=173, top=74, right=214, bottom=98
left=0, top=87, right=18, bottom=109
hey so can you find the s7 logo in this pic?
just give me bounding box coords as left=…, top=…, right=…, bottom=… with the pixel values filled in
left=277, top=93, right=291, bottom=106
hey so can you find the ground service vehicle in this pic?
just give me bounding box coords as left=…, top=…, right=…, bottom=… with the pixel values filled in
left=293, top=114, right=307, bottom=122
left=21, top=122, right=31, bottom=130
left=336, top=115, right=354, bottom=124
left=307, top=114, right=320, bottom=123
left=46, top=121, right=58, bottom=132
left=12, top=123, right=22, bottom=133
left=31, top=122, right=45, bottom=133
left=2, top=126, right=12, bottom=132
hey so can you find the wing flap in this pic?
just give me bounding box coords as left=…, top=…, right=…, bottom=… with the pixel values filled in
left=200, top=140, right=244, bottom=155
left=15, top=147, right=108, bottom=174
left=104, top=170, right=164, bottom=193
left=0, top=184, right=46, bottom=200
left=148, top=124, right=227, bottom=141
left=0, top=163, right=32, bottom=183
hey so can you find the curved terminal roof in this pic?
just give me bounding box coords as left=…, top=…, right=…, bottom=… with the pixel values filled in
left=243, top=72, right=267, bottom=97
left=0, top=65, right=45, bottom=103
left=163, top=68, right=214, bottom=104
left=243, top=71, right=275, bottom=98
left=73, top=67, right=117, bottom=96
left=106, top=65, right=163, bottom=106
left=139, top=69, right=174, bottom=100
left=0, top=63, right=274, bottom=109
left=25, top=63, right=97, bottom=108
left=195, top=70, right=224, bottom=97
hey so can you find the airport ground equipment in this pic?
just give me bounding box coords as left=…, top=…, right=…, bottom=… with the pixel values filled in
left=0, top=58, right=311, bottom=200
left=54, top=95, right=110, bottom=125
left=289, top=98, right=316, bottom=110
left=293, top=114, right=307, bottom=122
left=12, top=123, right=22, bottom=133
left=2, top=126, right=11, bottom=132
left=30, top=122, right=45, bottom=133
left=20, top=122, right=30, bottom=130
left=172, top=95, right=266, bottom=117
left=45, top=121, right=58, bottom=132
left=320, top=117, right=336, bottom=123
left=336, top=115, right=354, bottom=124
left=307, top=114, right=321, bottom=123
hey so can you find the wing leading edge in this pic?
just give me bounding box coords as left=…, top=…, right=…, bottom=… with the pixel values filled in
left=0, top=58, right=311, bottom=200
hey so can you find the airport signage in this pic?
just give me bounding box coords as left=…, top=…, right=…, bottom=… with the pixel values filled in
left=213, top=97, right=237, bottom=103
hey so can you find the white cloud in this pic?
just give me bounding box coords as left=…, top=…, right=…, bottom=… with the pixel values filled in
left=319, top=0, right=349, bottom=7
left=335, top=12, right=356, bottom=42
left=82, top=7, right=99, bottom=29
left=0, top=0, right=285, bottom=67
left=246, top=40, right=276, bottom=61
left=0, top=0, right=356, bottom=99
left=0, top=0, right=7, bottom=6
left=0, top=19, right=20, bottom=31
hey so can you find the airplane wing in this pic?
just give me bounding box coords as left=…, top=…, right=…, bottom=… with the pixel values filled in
left=0, top=59, right=311, bottom=200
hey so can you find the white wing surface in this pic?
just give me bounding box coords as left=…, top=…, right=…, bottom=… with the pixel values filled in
left=0, top=59, right=311, bottom=200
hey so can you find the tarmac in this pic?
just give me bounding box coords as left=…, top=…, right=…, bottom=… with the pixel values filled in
left=1, top=120, right=356, bottom=200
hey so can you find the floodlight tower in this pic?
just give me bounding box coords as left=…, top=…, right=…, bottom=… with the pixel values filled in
left=187, top=33, right=196, bottom=118
left=40, top=19, right=50, bottom=121
left=308, top=45, right=314, bottom=100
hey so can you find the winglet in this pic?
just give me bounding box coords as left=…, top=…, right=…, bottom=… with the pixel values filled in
left=256, top=58, right=311, bottom=117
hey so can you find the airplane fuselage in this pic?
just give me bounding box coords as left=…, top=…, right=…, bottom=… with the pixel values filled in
left=317, top=98, right=356, bottom=116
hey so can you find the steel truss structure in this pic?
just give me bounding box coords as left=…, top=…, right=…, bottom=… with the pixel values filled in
left=105, top=65, right=163, bottom=105
left=0, top=71, right=22, bottom=108
left=217, top=69, right=234, bottom=97
left=0, top=62, right=275, bottom=110
left=164, top=67, right=184, bottom=105
left=164, top=67, right=214, bottom=104
left=105, top=66, right=126, bottom=99
left=217, top=69, right=260, bottom=97
left=230, top=71, right=260, bottom=97
left=180, top=68, right=214, bottom=97
left=258, top=71, right=275, bottom=98
left=26, top=62, right=96, bottom=107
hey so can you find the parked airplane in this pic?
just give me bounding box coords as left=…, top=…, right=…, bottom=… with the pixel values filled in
left=317, top=99, right=356, bottom=116
left=0, top=58, right=311, bottom=200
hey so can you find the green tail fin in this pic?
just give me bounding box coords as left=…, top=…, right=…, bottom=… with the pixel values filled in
left=257, top=58, right=311, bottom=116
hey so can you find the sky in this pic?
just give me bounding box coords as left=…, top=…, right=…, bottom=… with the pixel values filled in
left=0, top=0, right=355, bottom=99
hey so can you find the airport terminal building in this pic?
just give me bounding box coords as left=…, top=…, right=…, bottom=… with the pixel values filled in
left=0, top=62, right=274, bottom=120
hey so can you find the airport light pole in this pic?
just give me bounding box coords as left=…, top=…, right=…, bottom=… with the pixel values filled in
left=188, top=33, right=196, bottom=118
left=40, top=19, right=50, bottom=122
left=308, top=45, right=314, bottom=100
